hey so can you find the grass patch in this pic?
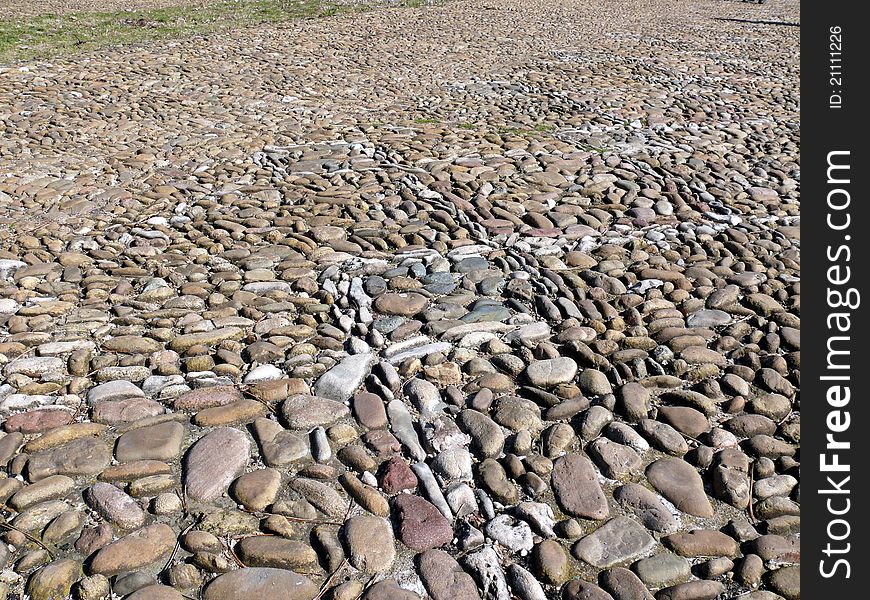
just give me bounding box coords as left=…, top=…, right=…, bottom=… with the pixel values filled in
left=1, top=0, right=438, bottom=63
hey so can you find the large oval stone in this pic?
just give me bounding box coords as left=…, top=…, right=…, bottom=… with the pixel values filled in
left=89, top=524, right=176, bottom=575
left=552, top=453, right=609, bottom=520
left=183, top=428, right=251, bottom=502
left=646, top=457, right=714, bottom=517
left=203, top=567, right=318, bottom=600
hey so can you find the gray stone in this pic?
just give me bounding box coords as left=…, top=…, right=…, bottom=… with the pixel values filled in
left=184, top=428, right=251, bottom=502
left=313, top=353, right=373, bottom=402
left=551, top=454, right=609, bottom=520
left=572, top=516, right=656, bottom=568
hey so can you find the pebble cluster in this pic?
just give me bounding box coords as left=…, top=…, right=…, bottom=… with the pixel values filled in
left=0, top=1, right=800, bottom=599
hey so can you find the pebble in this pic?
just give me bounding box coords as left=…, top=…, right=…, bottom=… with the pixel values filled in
left=646, top=458, right=714, bottom=517
left=572, top=516, right=657, bottom=568
left=85, top=482, right=146, bottom=529
left=524, top=357, right=578, bottom=388
left=599, top=567, right=655, bottom=600
left=664, top=530, right=741, bottom=558
left=281, top=394, right=350, bottom=429
left=89, top=524, right=177, bottom=575
left=183, top=427, right=251, bottom=502
left=314, top=352, right=373, bottom=401
left=632, top=552, right=691, bottom=588
left=26, top=558, right=81, bottom=600
left=344, top=514, right=396, bottom=572
left=235, top=536, right=318, bottom=570
left=115, top=421, right=184, bottom=462
left=613, top=483, right=679, bottom=534
left=394, top=494, right=454, bottom=551
left=203, top=568, right=318, bottom=600
left=485, top=514, right=534, bottom=553
left=552, top=454, right=609, bottom=520
left=418, top=549, right=481, bottom=600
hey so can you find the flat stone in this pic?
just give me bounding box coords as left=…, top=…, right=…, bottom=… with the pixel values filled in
left=365, top=579, right=421, bottom=600
left=374, top=292, right=428, bottom=316
left=90, top=524, right=177, bottom=576
left=532, top=539, right=569, bottom=585
left=253, top=417, right=309, bottom=466
left=654, top=581, right=726, bottom=600
left=4, top=408, right=74, bottom=433
left=613, top=484, right=678, bottom=534
left=663, top=530, right=740, bottom=558
left=552, top=453, right=609, bottom=520
left=632, top=552, right=691, bottom=588
left=92, top=397, right=165, bottom=424
left=418, top=549, right=480, bottom=600
left=236, top=536, right=318, bottom=570
left=588, top=438, right=642, bottom=479
left=313, top=353, right=373, bottom=402
left=9, top=475, right=76, bottom=510
left=173, top=385, right=244, bottom=411
left=86, top=380, right=144, bottom=404
left=127, top=585, right=185, bottom=600
left=572, top=516, right=657, bottom=568
left=288, top=478, right=347, bottom=518
left=766, top=565, right=799, bottom=600
left=99, top=460, right=172, bottom=482
left=203, top=568, right=318, bottom=600
left=380, top=456, right=418, bottom=493
left=457, top=409, right=505, bottom=458
left=394, top=494, right=454, bottom=551
left=462, top=545, right=511, bottom=600
left=27, top=559, right=82, bottom=600
left=24, top=423, right=106, bottom=453
left=115, top=421, right=184, bottom=462
left=183, top=428, right=251, bottom=502
left=5, top=356, right=64, bottom=378
left=27, top=437, right=112, bottom=482
left=646, top=458, right=714, bottom=517
left=103, top=335, right=163, bottom=354
left=578, top=369, right=614, bottom=396
left=478, top=458, right=519, bottom=505
left=193, top=399, right=268, bottom=426
left=169, top=327, right=244, bottom=352
left=344, top=515, right=396, bottom=573
left=657, top=406, right=709, bottom=439
left=353, top=391, right=388, bottom=429
left=599, top=567, right=654, bottom=600
left=562, top=579, right=617, bottom=600
left=524, top=357, right=578, bottom=388
left=232, top=468, right=282, bottom=511
left=281, top=394, right=350, bottom=429
left=86, top=482, right=146, bottom=529
left=485, top=514, right=534, bottom=552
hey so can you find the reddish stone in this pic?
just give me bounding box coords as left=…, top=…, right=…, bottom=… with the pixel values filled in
left=524, top=227, right=561, bottom=238
left=173, top=386, right=243, bottom=411
left=380, top=457, right=417, bottom=494
left=75, top=522, right=114, bottom=556
left=393, top=494, right=453, bottom=551
left=353, top=392, right=388, bottom=429
left=4, top=409, right=74, bottom=433
left=91, top=398, right=164, bottom=425
left=363, top=429, right=402, bottom=457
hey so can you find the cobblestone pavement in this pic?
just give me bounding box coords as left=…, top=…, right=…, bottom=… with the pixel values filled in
left=0, top=1, right=800, bottom=599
